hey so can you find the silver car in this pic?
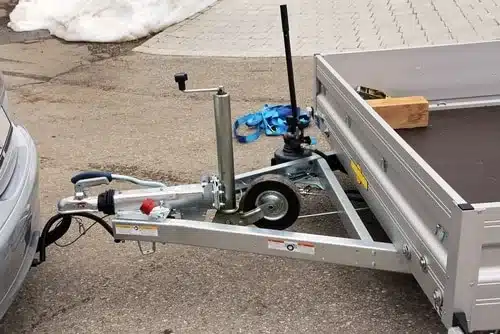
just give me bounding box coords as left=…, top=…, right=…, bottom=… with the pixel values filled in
left=0, top=72, right=41, bottom=319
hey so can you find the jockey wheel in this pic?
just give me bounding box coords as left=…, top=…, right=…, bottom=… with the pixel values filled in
left=240, top=174, right=302, bottom=230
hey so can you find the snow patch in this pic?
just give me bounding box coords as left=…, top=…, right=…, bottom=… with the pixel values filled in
left=8, top=0, right=217, bottom=42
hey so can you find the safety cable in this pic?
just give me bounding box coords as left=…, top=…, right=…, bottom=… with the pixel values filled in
left=298, top=207, right=369, bottom=219
left=53, top=215, right=110, bottom=247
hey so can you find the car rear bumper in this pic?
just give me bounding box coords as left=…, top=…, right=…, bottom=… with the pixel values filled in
left=0, top=125, right=40, bottom=320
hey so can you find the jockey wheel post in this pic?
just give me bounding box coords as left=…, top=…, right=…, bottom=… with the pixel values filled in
left=174, top=73, right=236, bottom=212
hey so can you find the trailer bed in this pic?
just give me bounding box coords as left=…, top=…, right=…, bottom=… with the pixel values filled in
left=397, top=105, right=500, bottom=204
left=313, top=41, right=500, bottom=333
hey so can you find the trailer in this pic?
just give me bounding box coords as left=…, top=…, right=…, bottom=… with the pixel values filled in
left=312, top=40, right=500, bottom=333
left=33, top=6, right=500, bottom=334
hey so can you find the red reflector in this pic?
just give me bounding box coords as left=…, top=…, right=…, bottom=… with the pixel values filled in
left=140, top=198, right=156, bottom=215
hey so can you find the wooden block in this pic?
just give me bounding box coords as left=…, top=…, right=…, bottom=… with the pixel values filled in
left=367, top=96, right=429, bottom=129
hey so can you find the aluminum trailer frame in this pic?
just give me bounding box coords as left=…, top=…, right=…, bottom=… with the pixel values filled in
left=313, top=40, right=500, bottom=333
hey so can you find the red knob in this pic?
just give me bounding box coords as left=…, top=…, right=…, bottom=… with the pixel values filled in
left=140, top=198, right=156, bottom=215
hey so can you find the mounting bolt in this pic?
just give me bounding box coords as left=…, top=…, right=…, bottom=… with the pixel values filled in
left=435, top=224, right=447, bottom=242
left=433, top=288, right=443, bottom=312
left=380, top=158, right=388, bottom=172
left=345, top=115, right=352, bottom=127
left=318, top=82, right=326, bottom=95
left=402, top=244, right=411, bottom=260
left=420, top=255, right=428, bottom=272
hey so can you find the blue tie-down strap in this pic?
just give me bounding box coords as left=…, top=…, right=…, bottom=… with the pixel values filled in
left=233, top=104, right=311, bottom=144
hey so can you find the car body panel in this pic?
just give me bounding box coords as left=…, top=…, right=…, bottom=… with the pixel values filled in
left=0, top=74, right=41, bottom=320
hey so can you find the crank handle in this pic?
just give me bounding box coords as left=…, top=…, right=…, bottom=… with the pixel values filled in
left=174, top=72, right=224, bottom=94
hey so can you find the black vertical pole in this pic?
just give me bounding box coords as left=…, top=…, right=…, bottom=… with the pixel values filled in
left=280, top=4, right=298, bottom=135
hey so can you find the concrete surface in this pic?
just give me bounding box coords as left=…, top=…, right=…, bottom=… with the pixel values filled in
left=0, top=40, right=91, bottom=82
left=0, top=0, right=56, bottom=86
left=0, top=0, right=147, bottom=89
left=0, top=0, right=51, bottom=45
left=0, top=37, right=148, bottom=90
left=135, top=0, right=500, bottom=57
left=0, top=38, right=447, bottom=333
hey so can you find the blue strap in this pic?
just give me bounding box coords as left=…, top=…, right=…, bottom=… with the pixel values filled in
left=233, top=104, right=311, bottom=143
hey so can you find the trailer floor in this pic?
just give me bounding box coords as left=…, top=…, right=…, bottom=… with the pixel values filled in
left=397, top=105, right=500, bottom=204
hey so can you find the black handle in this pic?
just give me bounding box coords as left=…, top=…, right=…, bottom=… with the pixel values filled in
left=280, top=5, right=289, bottom=33
left=280, top=4, right=298, bottom=135
left=71, top=171, right=113, bottom=184
left=174, top=72, right=188, bottom=91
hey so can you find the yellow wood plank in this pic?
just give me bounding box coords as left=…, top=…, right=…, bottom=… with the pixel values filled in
left=367, top=96, right=429, bottom=129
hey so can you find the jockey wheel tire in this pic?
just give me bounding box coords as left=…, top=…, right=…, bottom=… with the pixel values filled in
left=240, top=174, right=302, bottom=230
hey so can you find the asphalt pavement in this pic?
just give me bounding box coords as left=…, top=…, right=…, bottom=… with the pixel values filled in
left=0, top=37, right=446, bottom=333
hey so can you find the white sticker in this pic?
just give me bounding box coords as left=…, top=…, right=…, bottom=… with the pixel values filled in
left=115, top=223, right=158, bottom=237
left=204, top=209, right=217, bottom=222
left=267, top=239, right=315, bottom=255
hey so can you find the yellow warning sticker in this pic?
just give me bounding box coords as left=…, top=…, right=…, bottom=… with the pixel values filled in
left=350, top=160, right=368, bottom=190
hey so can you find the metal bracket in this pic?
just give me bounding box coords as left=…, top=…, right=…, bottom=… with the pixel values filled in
left=355, top=86, right=388, bottom=100
left=212, top=205, right=266, bottom=227
left=435, top=224, right=448, bottom=242
left=287, top=171, right=325, bottom=190
left=137, top=241, right=156, bottom=255
left=211, top=176, right=225, bottom=210
left=239, top=207, right=265, bottom=226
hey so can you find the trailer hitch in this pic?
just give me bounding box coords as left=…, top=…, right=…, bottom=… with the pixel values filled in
left=35, top=68, right=314, bottom=265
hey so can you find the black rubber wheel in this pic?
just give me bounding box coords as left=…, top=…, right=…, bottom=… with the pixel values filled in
left=240, top=174, right=302, bottom=230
